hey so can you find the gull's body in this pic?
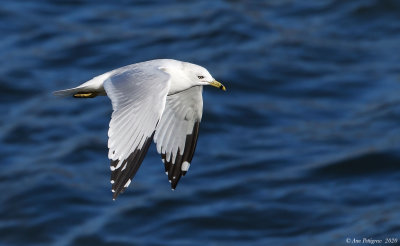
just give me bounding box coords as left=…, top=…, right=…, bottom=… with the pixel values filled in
left=54, top=59, right=225, bottom=200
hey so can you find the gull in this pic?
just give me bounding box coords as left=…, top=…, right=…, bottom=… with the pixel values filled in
left=54, top=59, right=226, bottom=200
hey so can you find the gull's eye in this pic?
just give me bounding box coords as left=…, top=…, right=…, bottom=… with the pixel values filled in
left=197, top=76, right=204, bottom=79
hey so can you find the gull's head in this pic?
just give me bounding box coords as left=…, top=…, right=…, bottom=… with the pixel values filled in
left=184, top=63, right=226, bottom=91
left=163, top=60, right=226, bottom=95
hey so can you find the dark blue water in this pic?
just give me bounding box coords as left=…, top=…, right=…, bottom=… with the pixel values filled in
left=1, top=0, right=400, bottom=245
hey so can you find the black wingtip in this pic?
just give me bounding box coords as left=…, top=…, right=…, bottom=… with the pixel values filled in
left=112, top=187, right=126, bottom=200
left=171, top=175, right=181, bottom=190
left=112, top=192, right=118, bottom=200
left=110, top=133, right=154, bottom=200
left=161, top=122, right=200, bottom=190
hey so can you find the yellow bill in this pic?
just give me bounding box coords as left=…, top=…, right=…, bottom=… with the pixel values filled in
left=209, top=80, right=226, bottom=91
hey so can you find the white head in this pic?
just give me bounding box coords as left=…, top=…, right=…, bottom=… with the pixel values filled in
left=161, top=60, right=226, bottom=95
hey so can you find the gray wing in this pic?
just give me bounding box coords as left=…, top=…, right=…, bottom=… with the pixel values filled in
left=104, top=65, right=170, bottom=199
left=153, top=86, right=203, bottom=189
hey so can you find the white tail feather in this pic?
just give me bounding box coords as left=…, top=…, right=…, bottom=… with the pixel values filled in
left=53, top=86, right=89, bottom=97
left=53, top=72, right=111, bottom=97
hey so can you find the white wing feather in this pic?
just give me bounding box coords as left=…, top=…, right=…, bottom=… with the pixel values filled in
left=154, top=86, right=203, bottom=189
left=104, top=64, right=170, bottom=199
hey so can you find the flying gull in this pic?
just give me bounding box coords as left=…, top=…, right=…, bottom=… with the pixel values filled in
left=54, top=59, right=226, bottom=200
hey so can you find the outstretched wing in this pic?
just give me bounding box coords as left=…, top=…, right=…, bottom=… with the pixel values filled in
left=104, top=65, right=170, bottom=199
left=153, top=86, right=203, bottom=189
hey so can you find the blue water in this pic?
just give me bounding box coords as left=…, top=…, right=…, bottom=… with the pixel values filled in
left=1, top=0, right=400, bottom=245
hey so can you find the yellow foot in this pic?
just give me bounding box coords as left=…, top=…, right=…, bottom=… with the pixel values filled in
left=73, top=92, right=97, bottom=98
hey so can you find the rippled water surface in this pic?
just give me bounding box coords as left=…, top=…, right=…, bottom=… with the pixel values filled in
left=1, top=0, right=400, bottom=245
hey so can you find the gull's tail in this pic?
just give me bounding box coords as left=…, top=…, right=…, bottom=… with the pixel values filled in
left=53, top=72, right=111, bottom=98
left=53, top=87, right=87, bottom=97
